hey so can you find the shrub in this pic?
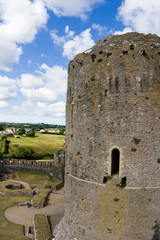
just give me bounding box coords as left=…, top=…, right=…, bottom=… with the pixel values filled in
left=26, top=130, right=35, bottom=137
left=17, top=128, right=25, bottom=136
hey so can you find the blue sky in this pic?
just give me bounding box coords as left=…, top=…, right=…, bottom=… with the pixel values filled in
left=0, top=0, right=160, bottom=125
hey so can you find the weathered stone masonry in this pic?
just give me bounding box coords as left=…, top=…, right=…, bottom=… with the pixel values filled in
left=0, top=150, right=65, bottom=182
left=55, top=33, right=160, bottom=240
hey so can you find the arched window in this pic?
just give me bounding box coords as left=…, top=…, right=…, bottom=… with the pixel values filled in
left=111, top=148, right=120, bottom=175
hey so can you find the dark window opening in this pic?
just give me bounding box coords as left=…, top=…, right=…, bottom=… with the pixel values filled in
left=141, top=50, right=146, bottom=55
left=77, top=60, right=83, bottom=66
left=130, top=44, right=134, bottom=50
left=91, top=54, right=96, bottom=62
left=122, top=50, right=128, bottom=54
left=158, top=52, right=160, bottom=55
left=111, top=148, right=120, bottom=175
left=103, top=176, right=107, bottom=183
left=121, top=177, right=126, bottom=185
left=107, top=52, right=112, bottom=58
left=99, top=51, right=103, bottom=54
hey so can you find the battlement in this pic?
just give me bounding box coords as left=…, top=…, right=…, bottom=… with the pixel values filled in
left=0, top=150, right=65, bottom=182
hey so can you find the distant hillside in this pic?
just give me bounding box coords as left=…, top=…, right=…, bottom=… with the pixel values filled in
left=0, top=122, right=65, bottom=131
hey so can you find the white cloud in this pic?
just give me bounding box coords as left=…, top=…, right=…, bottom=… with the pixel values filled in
left=12, top=100, right=65, bottom=118
left=50, top=30, right=65, bottom=46
left=20, top=64, right=67, bottom=103
left=63, top=29, right=95, bottom=59
left=0, top=76, right=17, bottom=90
left=0, top=76, right=17, bottom=102
left=91, top=23, right=107, bottom=35
left=0, top=0, right=48, bottom=71
left=0, top=0, right=104, bottom=71
left=51, top=26, right=95, bottom=60
left=21, top=87, right=58, bottom=103
left=40, top=64, right=67, bottom=94
left=19, top=74, right=44, bottom=88
left=117, top=0, right=160, bottom=36
left=114, top=27, right=133, bottom=35
left=0, top=63, right=67, bottom=120
left=43, top=0, right=104, bottom=20
left=0, top=101, right=9, bottom=109
left=0, top=87, right=17, bottom=100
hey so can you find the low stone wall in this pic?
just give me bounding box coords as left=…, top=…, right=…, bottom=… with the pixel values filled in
left=0, top=150, right=65, bottom=182
left=31, top=190, right=52, bottom=208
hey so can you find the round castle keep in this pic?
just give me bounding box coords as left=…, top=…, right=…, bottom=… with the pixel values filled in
left=55, top=33, right=160, bottom=240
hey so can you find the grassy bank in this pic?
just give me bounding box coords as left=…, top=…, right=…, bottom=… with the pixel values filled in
left=11, top=171, right=59, bottom=188
left=7, top=132, right=65, bottom=159
left=34, top=214, right=52, bottom=239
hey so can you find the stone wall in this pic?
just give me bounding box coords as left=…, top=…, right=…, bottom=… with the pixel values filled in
left=55, top=33, right=160, bottom=240
left=0, top=150, right=65, bottom=182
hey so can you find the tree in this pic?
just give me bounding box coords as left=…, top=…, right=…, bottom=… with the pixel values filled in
left=0, top=125, right=4, bottom=131
left=11, top=146, right=34, bottom=159
left=59, top=128, right=65, bottom=135
left=26, top=130, right=35, bottom=137
left=17, top=128, right=25, bottom=136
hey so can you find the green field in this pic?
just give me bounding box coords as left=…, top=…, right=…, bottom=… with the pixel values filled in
left=7, top=132, right=65, bottom=159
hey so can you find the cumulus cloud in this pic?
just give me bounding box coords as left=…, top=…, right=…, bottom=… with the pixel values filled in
left=50, top=30, right=65, bottom=46
left=0, top=0, right=48, bottom=71
left=0, top=76, right=17, bottom=102
left=0, top=101, right=9, bottom=109
left=12, top=100, right=65, bottom=118
left=0, top=63, right=67, bottom=120
left=0, top=0, right=104, bottom=71
left=42, top=0, right=104, bottom=20
left=114, top=27, right=133, bottom=35
left=19, top=74, right=44, bottom=88
left=0, top=87, right=17, bottom=100
left=91, top=23, right=107, bottom=35
left=19, top=64, right=67, bottom=104
left=117, top=0, right=160, bottom=36
left=0, top=76, right=17, bottom=90
left=21, top=87, right=58, bottom=103
left=40, top=64, right=67, bottom=95
left=51, top=26, right=95, bottom=60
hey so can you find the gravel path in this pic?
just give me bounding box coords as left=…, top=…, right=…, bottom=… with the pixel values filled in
left=5, top=188, right=64, bottom=235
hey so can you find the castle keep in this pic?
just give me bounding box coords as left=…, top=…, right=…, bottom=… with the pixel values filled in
left=55, top=33, right=160, bottom=240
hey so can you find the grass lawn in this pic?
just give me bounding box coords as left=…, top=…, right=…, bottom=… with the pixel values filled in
left=0, top=180, right=32, bottom=194
left=0, top=194, right=32, bottom=240
left=7, top=132, right=65, bottom=159
left=32, top=188, right=51, bottom=206
left=11, top=171, right=60, bottom=188
left=34, top=214, right=52, bottom=240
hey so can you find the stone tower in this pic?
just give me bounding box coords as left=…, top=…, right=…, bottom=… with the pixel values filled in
left=55, top=33, right=160, bottom=240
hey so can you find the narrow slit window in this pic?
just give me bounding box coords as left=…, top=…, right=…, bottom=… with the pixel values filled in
left=111, top=148, right=120, bottom=175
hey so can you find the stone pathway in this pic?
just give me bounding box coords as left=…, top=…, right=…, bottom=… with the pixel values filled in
left=5, top=187, right=64, bottom=239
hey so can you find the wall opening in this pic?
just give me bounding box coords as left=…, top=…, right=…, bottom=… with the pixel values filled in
left=111, top=148, right=120, bottom=175
left=103, top=176, right=107, bottom=184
